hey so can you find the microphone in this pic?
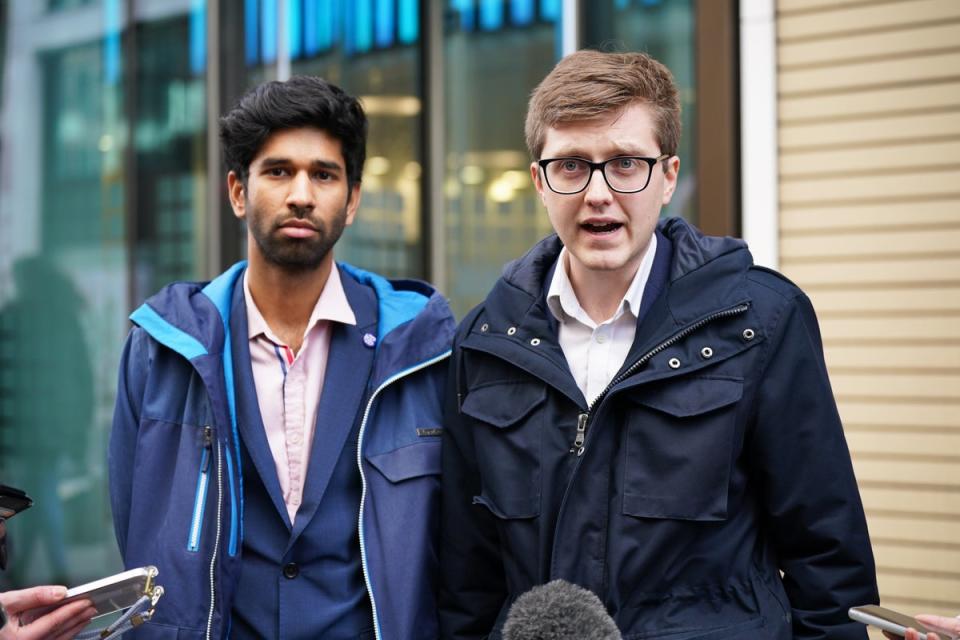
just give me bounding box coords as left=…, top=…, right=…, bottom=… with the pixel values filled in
left=502, top=579, right=622, bottom=640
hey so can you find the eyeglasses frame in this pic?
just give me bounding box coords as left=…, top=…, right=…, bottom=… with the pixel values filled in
left=536, top=153, right=672, bottom=195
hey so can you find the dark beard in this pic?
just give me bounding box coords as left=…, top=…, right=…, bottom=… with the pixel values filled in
left=248, top=201, right=349, bottom=272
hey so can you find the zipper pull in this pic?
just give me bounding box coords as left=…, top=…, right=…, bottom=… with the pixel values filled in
left=201, top=426, right=213, bottom=472
left=571, top=413, right=588, bottom=456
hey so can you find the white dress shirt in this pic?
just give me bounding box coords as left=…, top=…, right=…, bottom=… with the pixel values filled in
left=546, top=233, right=657, bottom=406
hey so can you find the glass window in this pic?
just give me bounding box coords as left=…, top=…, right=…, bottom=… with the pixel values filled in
left=581, top=0, right=697, bottom=223
left=443, top=0, right=563, bottom=316
left=0, top=0, right=208, bottom=590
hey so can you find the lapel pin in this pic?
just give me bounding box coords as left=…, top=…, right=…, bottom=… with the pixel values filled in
left=363, top=333, right=377, bottom=348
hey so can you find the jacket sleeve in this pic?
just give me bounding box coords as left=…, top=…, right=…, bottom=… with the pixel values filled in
left=439, top=328, right=508, bottom=639
left=108, top=327, right=150, bottom=559
left=747, top=291, right=879, bottom=638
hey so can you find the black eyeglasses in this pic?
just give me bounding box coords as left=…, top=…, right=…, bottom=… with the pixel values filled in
left=537, top=154, right=671, bottom=195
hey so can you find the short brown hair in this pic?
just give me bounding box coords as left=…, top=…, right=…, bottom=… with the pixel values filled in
left=524, top=50, right=681, bottom=160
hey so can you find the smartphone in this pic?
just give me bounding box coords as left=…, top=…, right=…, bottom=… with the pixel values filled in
left=849, top=605, right=953, bottom=640
left=0, top=484, right=33, bottom=519
left=25, top=566, right=160, bottom=622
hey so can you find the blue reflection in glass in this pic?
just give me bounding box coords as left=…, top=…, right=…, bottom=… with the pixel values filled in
left=399, top=0, right=418, bottom=43
left=375, top=0, right=395, bottom=48
left=288, top=0, right=303, bottom=59
left=245, top=0, right=259, bottom=64
left=480, top=0, right=503, bottom=30
left=262, top=0, right=278, bottom=63
left=540, top=0, right=559, bottom=21
left=452, top=0, right=475, bottom=31
left=190, top=0, right=206, bottom=74
left=103, top=0, right=121, bottom=85
left=511, top=0, right=534, bottom=25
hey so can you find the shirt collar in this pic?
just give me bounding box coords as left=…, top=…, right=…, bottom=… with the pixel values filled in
left=547, top=232, right=658, bottom=327
left=244, top=264, right=357, bottom=343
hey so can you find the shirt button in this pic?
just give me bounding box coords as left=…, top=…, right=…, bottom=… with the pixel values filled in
left=283, top=563, right=299, bottom=579
left=595, top=333, right=607, bottom=344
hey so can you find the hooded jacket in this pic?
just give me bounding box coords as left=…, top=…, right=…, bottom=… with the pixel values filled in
left=110, top=261, right=454, bottom=640
left=439, top=218, right=879, bottom=639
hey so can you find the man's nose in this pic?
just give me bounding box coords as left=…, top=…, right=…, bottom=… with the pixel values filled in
left=286, top=171, right=315, bottom=210
left=584, top=167, right=613, bottom=205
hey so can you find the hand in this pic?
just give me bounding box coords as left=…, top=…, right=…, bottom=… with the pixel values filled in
left=0, top=586, right=96, bottom=640
left=885, top=615, right=960, bottom=640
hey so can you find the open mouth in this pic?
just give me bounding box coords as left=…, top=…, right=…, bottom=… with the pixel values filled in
left=581, top=222, right=622, bottom=234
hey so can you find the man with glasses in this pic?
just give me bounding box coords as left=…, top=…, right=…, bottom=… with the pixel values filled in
left=439, top=50, right=878, bottom=639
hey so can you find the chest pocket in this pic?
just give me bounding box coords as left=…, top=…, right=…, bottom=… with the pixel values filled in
left=622, top=375, right=743, bottom=521
left=461, top=381, right=546, bottom=519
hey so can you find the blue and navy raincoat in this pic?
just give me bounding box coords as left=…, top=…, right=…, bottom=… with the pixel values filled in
left=440, top=218, right=879, bottom=639
left=110, top=261, right=454, bottom=639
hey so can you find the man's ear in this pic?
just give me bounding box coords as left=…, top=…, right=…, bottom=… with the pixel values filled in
left=227, top=171, right=246, bottom=220
left=344, top=182, right=362, bottom=227
left=660, top=156, right=680, bottom=206
left=530, top=161, right=547, bottom=206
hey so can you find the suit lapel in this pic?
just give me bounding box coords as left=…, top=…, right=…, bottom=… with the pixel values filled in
left=229, top=276, right=293, bottom=529
left=289, top=267, right=377, bottom=544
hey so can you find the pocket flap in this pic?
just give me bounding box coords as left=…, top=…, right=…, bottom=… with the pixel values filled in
left=632, top=376, right=743, bottom=418
left=461, top=382, right=547, bottom=428
left=366, top=441, right=440, bottom=483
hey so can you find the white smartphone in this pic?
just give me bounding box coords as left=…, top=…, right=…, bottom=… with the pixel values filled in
left=849, top=605, right=953, bottom=640
left=26, top=566, right=159, bottom=622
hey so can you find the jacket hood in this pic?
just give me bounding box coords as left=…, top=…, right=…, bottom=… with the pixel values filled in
left=130, top=260, right=454, bottom=366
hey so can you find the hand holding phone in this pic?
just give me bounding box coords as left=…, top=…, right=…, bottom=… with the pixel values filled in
left=849, top=605, right=955, bottom=640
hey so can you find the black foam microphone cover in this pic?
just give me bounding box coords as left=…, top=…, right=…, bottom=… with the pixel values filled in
left=502, top=579, right=622, bottom=640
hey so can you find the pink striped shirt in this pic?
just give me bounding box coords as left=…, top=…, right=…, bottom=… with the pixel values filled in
left=243, top=267, right=356, bottom=524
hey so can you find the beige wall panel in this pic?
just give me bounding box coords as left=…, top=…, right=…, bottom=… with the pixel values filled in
left=780, top=52, right=960, bottom=95
left=779, top=0, right=877, bottom=13
left=781, top=201, right=960, bottom=231
left=780, top=112, right=960, bottom=150
left=856, top=460, right=960, bottom=488
left=877, top=572, right=960, bottom=604
left=818, top=316, right=959, bottom=341
left=838, top=401, right=960, bottom=429
left=779, top=0, right=960, bottom=41
left=862, top=513, right=960, bottom=541
left=780, top=258, right=960, bottom=286
left=848, top=431, right=960, bottom=457
left=780, top=169, right=960, bottom=204
left=782, top=228, right=960, bottom=258
left=780, top=22, right=960, bottom=67
left=780, top=140, right=960, bottom=177
left=833, top=372, right=960, bottom=399
left=780, top=82, right=960, bottom=121
left=809, top=288, right=960, bottom=313
left=861, top=488, right=960, bottom=517
left=825, top=344, right=960, bottom=370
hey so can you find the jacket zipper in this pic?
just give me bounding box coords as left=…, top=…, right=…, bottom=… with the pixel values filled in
left=355, top=350, right=451, bottom=640
left=570, top=303, right=750, bottom=456
left=188, top=426, right=214, bottom=552
left=205, top=437, right=224, bottom=640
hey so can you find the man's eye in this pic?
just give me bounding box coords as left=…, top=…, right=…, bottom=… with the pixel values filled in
left=560, top=160, right=583, bottom=172
left=314, top=171, right=333, bottom=180
left=616, top=158, right=637, bottom=169
left=268, top=168, right=288, bottom=176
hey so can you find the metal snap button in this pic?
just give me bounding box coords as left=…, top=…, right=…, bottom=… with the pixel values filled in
left=668, top=357, right=681, bottom=369
left=742, top=328, right=756, bottom=341
left=530, top=338, right=541, bottom=346
left=507, top=327, right=517, bottom=336
left=700, top=346, right=714, bottom=359
left=283, top=562, right=299, bottom=579
left=480, top=323, right=489, bottom=332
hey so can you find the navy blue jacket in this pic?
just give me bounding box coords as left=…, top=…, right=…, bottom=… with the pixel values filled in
left=110, top=261, right=455, bottom=640
left=439, top=218, right=879, bottom=639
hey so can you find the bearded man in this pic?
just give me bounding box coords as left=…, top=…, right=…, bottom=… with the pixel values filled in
left=110, top=77, right=453, bottom=639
